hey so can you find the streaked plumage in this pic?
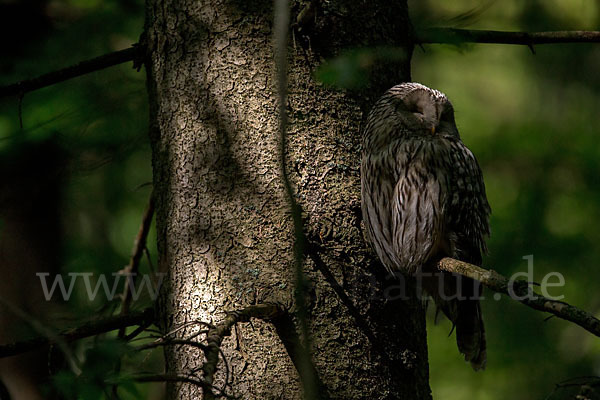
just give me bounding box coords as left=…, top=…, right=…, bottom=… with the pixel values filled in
left=361, top=82, right=490, bottom=370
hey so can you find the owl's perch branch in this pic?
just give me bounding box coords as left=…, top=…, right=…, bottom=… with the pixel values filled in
left=437, top=257, right=600, bottom=338
left=418, top=28, right=600, bottom=47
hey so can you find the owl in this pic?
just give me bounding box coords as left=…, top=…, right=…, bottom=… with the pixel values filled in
left=360, top=82, right=490, bottom=370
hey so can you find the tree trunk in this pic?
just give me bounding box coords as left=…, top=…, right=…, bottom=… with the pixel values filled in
left=145, top=0, right=432, bottom=398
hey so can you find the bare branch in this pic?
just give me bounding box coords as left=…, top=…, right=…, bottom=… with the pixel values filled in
left=111, top=196, right=154, bottom=398
left=269, top=305, right=328, bottom=398
left=131, top=304, right=323, bottom=399
left=0, top=307, right=154, bottom=359
left=1, top=28, right=598, bottom=100
left=0, top=45, right=142, bottom=99
left=0, top=295, right=82, bottom=373
left=306, top=241, right=385, bottom=356
left=135, top=338, right=208, bottom=352
left=418, top=28, right=600, bottom=47
left=118, top=193, right=155, bottom=337
left=437, top=257, right=600, bottom=338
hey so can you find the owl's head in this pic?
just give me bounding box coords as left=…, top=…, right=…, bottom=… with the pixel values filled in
left=364, top=82, right=460, bottom=146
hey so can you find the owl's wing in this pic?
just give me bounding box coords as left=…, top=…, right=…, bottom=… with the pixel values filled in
left=390, top=135, right=490, bottom=370
left=438, top=138, right=490, bottom=370
left=390, top=135, right=490, bottom=272
left=444, top=138, right=491, bottom=265
left=389, top=136, right=450, bottom=274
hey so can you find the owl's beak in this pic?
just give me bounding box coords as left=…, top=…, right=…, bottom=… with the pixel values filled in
left=430, top=126, right=436, bottom=135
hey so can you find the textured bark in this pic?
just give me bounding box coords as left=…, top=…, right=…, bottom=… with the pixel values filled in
left=145, top=0, right=431, bottom=398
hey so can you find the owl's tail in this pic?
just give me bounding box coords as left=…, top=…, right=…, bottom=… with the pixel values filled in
left=421, top=273, right=487, bottom=370
left=455, top=297, right=486, bottom=370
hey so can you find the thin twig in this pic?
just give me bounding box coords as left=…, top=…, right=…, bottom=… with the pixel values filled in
left=437, top=257, right=600, bottom=337
left=17, top=94, right=24, bottom=129
left=0, top=45, right=141, bottom=99
left=0, top=307, right=154, bottom=359
left=118, top=193, right=155, bottom=337
left=269, top=306, right=328, bottom=398
left=0, top=296, right=80, bottom=374
left=123, top=323, right=150, bottom=341
left=112, top=193, right=154, bottom=399
left=306, top=242, right=385, bottom=356
left=417, top=28, right=600, bottom=46
left=144, top=248, right=156, bottom=272
left=135, top=338, right=208, bottom=352
left=544, top=376, right=600, bottom=400
left=165, top=320, right=216, bottom=338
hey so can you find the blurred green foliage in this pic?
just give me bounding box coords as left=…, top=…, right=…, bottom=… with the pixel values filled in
left=409, top=1, right=600, bottom=399
left=316, top=47, right=408, bottom=89
left=0, top=0, right=159, bottom=396
left=0, top=0, right=153, bottom=305
left=1, top=0, right=599, bottom=398
left=52, top=339, right=137, bottom=400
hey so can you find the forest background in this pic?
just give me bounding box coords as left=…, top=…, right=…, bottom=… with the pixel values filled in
left=0, top=0, right=599, bottom=399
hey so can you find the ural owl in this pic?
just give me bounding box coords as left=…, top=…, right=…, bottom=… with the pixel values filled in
left=361, top=82, right=490, bottom=370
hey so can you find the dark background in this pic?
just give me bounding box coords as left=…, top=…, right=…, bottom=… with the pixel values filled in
left=0, top=0, right=598, bottom=398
